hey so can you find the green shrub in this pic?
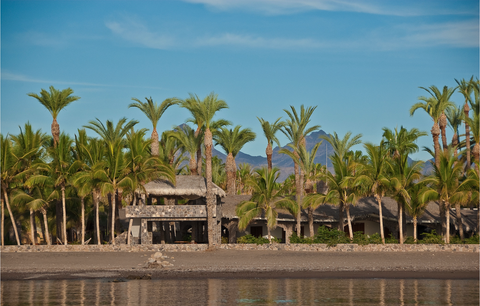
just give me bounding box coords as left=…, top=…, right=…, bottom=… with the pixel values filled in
left=221, top=236, right=229, bottom=244
left=289, top=232, right=314, bottom=244
left=464, top=234, right=480, bottom=244
left=366, top=233, right=384, bottom=244
left=385, top=234, right=399, bottom=244
left=449, top=235, right=480, bottom=244
left=420, top=230, right=444, bottom=244
left=403, top=236, right=416, bottom=244
left=236, top=234, right=278, bottom=245
left=352, top=231, right=369, bottom=245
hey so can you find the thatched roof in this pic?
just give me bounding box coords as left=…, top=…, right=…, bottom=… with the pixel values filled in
left=143, top=175, right=226, bottom=199
left=220, top=195, right=477, bottom=230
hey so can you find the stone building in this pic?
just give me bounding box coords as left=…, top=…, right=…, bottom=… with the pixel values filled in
left=122, top=175, right=226, bottom=245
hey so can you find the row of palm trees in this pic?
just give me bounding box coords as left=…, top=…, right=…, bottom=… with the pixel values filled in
left=235, top=78, right=479, bottom=244
left=1, top=77, right=478, bottom=246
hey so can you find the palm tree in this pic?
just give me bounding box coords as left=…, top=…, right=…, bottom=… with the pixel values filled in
left=169, top=125, right=203, bottom=175
left=305, top=152, right=361, bottom=240
left=123, top=128, right=176, bottom=245
left=0, top=134, right=22, bottom=245
left=195, top=92, right=228, bottom=247
left=382, top=126, right=426, bottom=243
left=129, top=97, right=178, bottom=156
left=420, top=148, right=469, bottom=243
left=236, top=167, right=296, bottom=243
left=236, top=163, right=255, bottom=195
left=214, top=125, right=256, bottom=195
left=10, top=123, right=48, bottom=244
left=319, top=132, right=362, bottom=232
left=281, top=105, right=320, bottom=235
left=27, top=133, right=81, bottom=245
left=11, top=185, right=56, bottom=245
left=27, top=86, right=80, bottom=147
left=388, top=155, right=423, bottom=244
left=410, top=85, right=456, bottom=168
left=404, top=183, right=429, bottom=243
left=280, top=142, right=321, bottom=237
left=446, top=105, right=464, bottom=155
left=257, top=117, right=284, bottom=171
left=84, top=118, right=138, bottom=244
left=71, top=137, right=106, bottom=245
left=459, top=161, right=479, bottom=233
left=455, top=77, right=474, bottom=170
left=355, top=142, right=390, bottom=244
left=466, top=80, right=479, bottom=165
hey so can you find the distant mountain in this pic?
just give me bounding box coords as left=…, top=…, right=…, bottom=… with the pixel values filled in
left=213, top=130, right=333, bottom=181
left=212, top=129, right=436, bottom=181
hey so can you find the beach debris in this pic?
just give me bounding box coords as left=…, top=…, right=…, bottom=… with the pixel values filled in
left=145, top=252, right=174, bottom=269
left=84, top=238, right=92, bottom=245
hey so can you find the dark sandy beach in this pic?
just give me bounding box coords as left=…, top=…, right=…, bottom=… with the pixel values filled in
left=1, top=249, right=478, bottom=280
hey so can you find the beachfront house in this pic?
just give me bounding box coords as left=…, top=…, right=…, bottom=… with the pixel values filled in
left=120, top=175, right=226, bottom=245
left=220, top=195, right=478, bottom=243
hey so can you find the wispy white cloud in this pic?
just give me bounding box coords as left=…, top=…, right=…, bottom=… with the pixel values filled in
left=105, top=16, right=478, bottom=52
left=183, top=0, right=474, bottom=16
left=105, top=16, right=175, bottom=50
left=1, top=72, right=165, bottom=90
left=16, top=31, right=68, bottom=48
left=194, top=33, right=331, bottom=49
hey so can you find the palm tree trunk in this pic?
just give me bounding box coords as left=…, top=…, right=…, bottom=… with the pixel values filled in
left=294, top=161, right=301, bottom=235
left=189, top=156, right=197, bottom=175
left=413, top=216, right=417, bottom=243
left=111, top=191, right=116, bottom=245
left=338, top=202, right=344, bottom=232
left=51, top=118, right=60, bottom=147
left=30, top=209, right=36, bottom=245
left=61, top=185, right=67, bottom=245
left=346, top=205, right=353, bottom=240
left=266, top=142, right=273, bottom=171
left=2, top=188, right=20, bottom=245
left=439, top=112, right=448, bottom=153
left=151, top=128, right=159, bottom=156
left=376, top=195, right=385, bottom=244
left=42, top=208, right=51, bottom=245
left=398, top=201, right=403, bottom=244
left=473, top=143, right=480, bottom=164
left=1, top=196, right=4, bottom=246
left=81, top=196, right=85, bottom=245
left=94, top=191, right=101, bottom=245
left=464, top=102, right=471, bottom=171
left=205, top=128, right=216, bottom=248
left=445, top=201, right=450, bottom=244
left=195, top=126, right=202, bottom=176
left=455, top=202, right=464, bottom=240
left=308, top=207, right=314, bottom=238
left=226, top=153, right=236, bottom=195
left=267, top=226, right=272, bottom=244
left=432, top=123, right=441, bottom=169
left=127, top=193, right=137, bottom=245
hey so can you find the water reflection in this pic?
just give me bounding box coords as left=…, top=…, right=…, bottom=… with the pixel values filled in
left=1, top=278, right=478, bottom=305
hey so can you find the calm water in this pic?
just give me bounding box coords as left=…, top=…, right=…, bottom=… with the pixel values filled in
left=1, top=278, right=478, bottom=305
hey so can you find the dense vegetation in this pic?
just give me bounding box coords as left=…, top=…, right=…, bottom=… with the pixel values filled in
left=1, top=77, right=479, bottom=246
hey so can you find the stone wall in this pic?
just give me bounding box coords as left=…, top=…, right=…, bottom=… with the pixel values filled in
left=1, top=243, right=478, bottom=253
left=125, top=205, right=207, bottom=218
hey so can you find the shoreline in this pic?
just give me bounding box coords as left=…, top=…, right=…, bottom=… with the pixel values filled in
left=2, top=249, right=478, bottom=281
left=2, top=270, right=478, bottom=281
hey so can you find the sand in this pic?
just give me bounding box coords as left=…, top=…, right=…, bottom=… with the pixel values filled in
left=1, top=249, right=478, bottom=280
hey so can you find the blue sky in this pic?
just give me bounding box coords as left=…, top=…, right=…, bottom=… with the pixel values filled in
left=1, top=0, right=478, bottom=161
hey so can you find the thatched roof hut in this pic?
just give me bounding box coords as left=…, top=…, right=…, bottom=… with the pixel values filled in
left=143, top=175, right=226, bottom=200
